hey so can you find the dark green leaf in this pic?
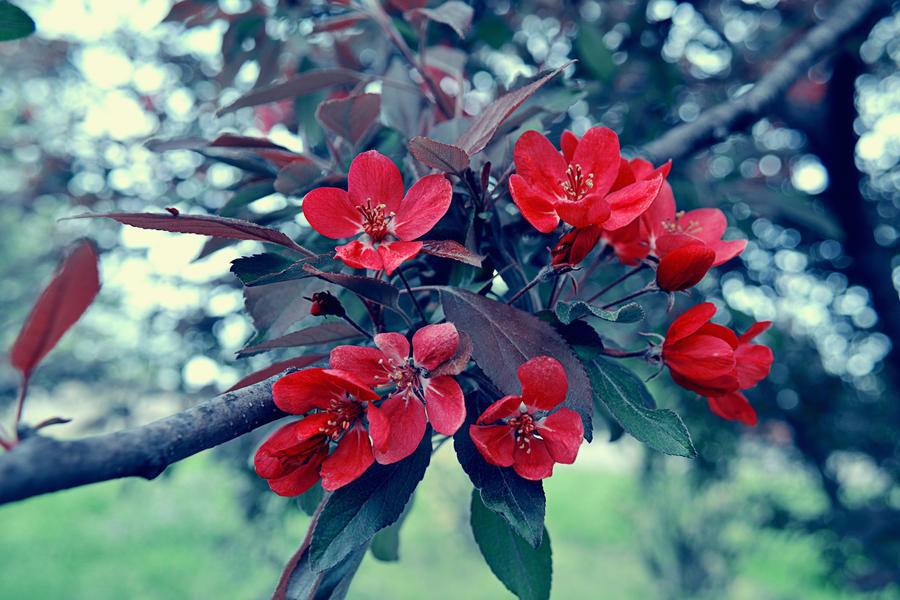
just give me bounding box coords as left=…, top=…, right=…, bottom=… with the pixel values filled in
left=470, top=490, right=552, bottom=600
left=243, top=279, right=317, bottom=341
left=440, top=287, right=592, bottom=440
left=369, top=494, right=414, bottom=562
left=555, top=300, right=645, bottom=324
left=276, top=544, right=368, bottom=600
left=303, top=264, right=401, bottom=313
left=243, top=255, right=335, bottom=287
left=0, top=2, right=35, bottom=42
left=309, top=430, right=431, bottom=570
left=453, top=388, right=545, bottom=548
left=230, top=253, right=296, bottom=285
left=586, top=358, right=696, bottom=457
left=575, top=24, right=614, bottom=82
left=296, top=482, right=325, bottom=517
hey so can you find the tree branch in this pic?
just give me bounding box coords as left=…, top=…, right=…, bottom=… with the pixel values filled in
left=0, top=372, right=289, bottom=505
left=639, top=0, right=888, bottom=163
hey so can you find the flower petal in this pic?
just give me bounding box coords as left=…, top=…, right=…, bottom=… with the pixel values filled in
left=707, top=392, right=757, bottom=426
left=655, top=243, right=715, bottom=291
left=254, top=421, right=317, bottom=479
left=265, top=442, right=328, bottom=496
left=536, top=408, right=583, bottom=464
left=709, top=239, right=747, bottom=267
left=391, top=174, right=452, bottom=240
left=423, top=375, right=465, bottom=435
left=671, top=369, right=740, bottom=397
left=372, top=393, right=427, bottom=464
left=509, top=174, right=560, bottom=233
left=560, top=130, right=579, bottom=163
left=681, top=208, right=726, bottom=244
left=302, top=187, right=362, bottom=239
left=272, top=368, right=341, bottom=414
left=366, top=401, right=391, bottom=454
left=734, top=343, right=773, bottom=389
left=739, top=321, right=772, bottom=343
left=335, top=239, right=383, bottom=271
left=554, top=195, right=611, bottom=228
left=695, top=323, right=739, bottom=348
left=412, top=322, right=459, bottom=370
left=512, top=438, right=555, bottom=480
left=518, top=356, right=567, bottom=411
left=664, top=335, right=736, bottom=381
left=476, top=395, right=522, bottom=424
left=602, top=175, right=663, bottom=230
left=513, top=130, right=567, bottom=197
left=373, top=332, right=411, bottom=364
left=571, top=126, right=620, bottom=197
left=320, top=422, right=374, bottom=490
left=329, top=345, right=391, bottom=387
left=469, top=424, right=516, bottom=467
left=665, top=302, right=717, bottom=345
left=348, top=150, right=404, bottom=214
left=378, top=241, right=423, bottom=276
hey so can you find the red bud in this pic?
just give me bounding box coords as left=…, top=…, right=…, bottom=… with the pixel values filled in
left=656, top=244, right=715, bottom=291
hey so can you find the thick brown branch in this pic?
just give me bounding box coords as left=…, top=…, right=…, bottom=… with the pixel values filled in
left=0, top=373, right=289, bottom=505
left=639, top=0, right=888, bottom=163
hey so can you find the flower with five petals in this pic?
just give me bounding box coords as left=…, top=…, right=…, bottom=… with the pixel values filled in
left=469, top=356, right=583, bottom=480
left=302, top=150, right=452, bottom=275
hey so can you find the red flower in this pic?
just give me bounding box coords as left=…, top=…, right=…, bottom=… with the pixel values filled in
left=302, top=150, right=452, bottom=275
left=510, top=127, right=664, bottom=233
left=329, top=323, right=469, bottom=464
left=469, top=357, right=583, bottom=480
left=662, top=303, right=774, bottom=425
left=254, top=368, right=388, bottom=495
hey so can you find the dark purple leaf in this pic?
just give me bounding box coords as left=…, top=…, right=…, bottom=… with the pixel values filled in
left=208, top=134, right=290, bottom=150
left=455, top=62, right=572, bottom=156
left=302, top=264, right=401, bottom=312
left=409, top=137, right=470, bottom=174
left=440, top=287, right=592, bottom=440
left=243, top=279, right=316, bottom=341
left=420, top=240, right=483, bottom=267
left=10, top=240, right=100, bottom=379
left=73, top=212, right=312, bottom=256
left=315, top=93, right=381, bottom=145
left=274, top=161, right=321, bottom=196
left=237, top=322, right=363, bottom=357
left=217, top=68, right=365, bottom=116
left=223, top=354, right=326, bottom=393
left=407, top=1, right=474, bottom=39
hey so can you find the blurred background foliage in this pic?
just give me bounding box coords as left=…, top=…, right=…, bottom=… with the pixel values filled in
left=1, top=0, right=899, bottom=597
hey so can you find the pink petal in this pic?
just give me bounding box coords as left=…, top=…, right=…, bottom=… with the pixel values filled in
left=671, top=369, right=740, bottom=397
left=664, top=334, right=736, bottom=380
left=680, top=208, right=726, bottom=244
left=610, top=157, right=636, bottom=192
left=739, top=321, right=772, bottom=343
left=517, top=356, right=567, bottom=411
left=509, top=174, right=560, bottom=233
left=329, top=345, right=391, bottom=387
left=373, top=332, right=411, bottom=364
left=641, top=182, right=676, bottom=243
left=469, top=424, right=516, bottom=467
left=265, top=442, right=328, bottom=497
left=554, top=195, right=612, bottom=228
left=665, top=302, right=717, bottom=345
left=272, top=368, right=340, bottom=414
left=412, top=322, right=459, bottom=370
left=560, top=130, right=579, bottom=163
left=709, top=239, right=747, bottom=267
left=377, top=240, right=422, bottom=275
left=302, top=187, right=362, bottom=239
left=707, top=392, right=757, bottom=426
left=335, top=239, right=383, bottom=271
left=513, top=438, right=555, bottom=480
left=695, top=323, right=739, bottom=348
left=365, top=401, right=391, bottom=454
left=513, top=130, right=567, bottom=197
left=423, top=375, right=465, bottom=435
left=571, top=126, right=620, bottom=197
left=551, top=225, right=603, bottom=266
left=373, top=393, right=427, bottom=464
left=292, top=412, right=336, bottom=442
left=347, top=150, right=404, bottom=215
left=734, top=343, right=773, bottom=389
left=476, top=395, right=523, bottom=424
left=602, top=175, right=664, bottom=230
left=536, top=408, right=583, bottom=464
left=253, top=421, right=315, bottom=479
left=627, top=157, right=655, bottom=181
left=655, top=232, right=702, bottom=257
left=320, top=422, right=374, bottom=490
left=391, top=174, right=452, bottom=240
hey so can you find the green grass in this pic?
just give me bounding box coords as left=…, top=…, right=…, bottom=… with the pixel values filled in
left=1, top=442, right=896, bottom=599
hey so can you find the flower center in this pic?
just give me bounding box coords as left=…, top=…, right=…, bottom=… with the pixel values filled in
left=277, top=437, right=325, bottom=468
left=507, top=412, right=538, bottom=454
left=374, top=356, right=421, bottom=398
left=660, top=211, right=702, bottom=235
left=321, top=397, right=364, bottom=440
left=558, top=164, right=594, bottom=202
left=356, top=198, right=394, bottom=241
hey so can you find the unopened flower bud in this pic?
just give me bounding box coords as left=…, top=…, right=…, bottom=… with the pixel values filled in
left=307, top=291, right=345, bottom=317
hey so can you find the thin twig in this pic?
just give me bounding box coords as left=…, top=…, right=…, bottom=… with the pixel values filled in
left=397, top=269, right=428, bottom=323
left=600, top=285, right=657, bottom=310
left=586, top=264, right=648, bottom=303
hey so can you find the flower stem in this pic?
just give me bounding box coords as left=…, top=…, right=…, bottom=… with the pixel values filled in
left=13, top=376, right=29, bottom=441
left=341, top=314, right=373, bottom=341
left=396, top=269, right=428, bottom=324
left=602, top=348, right=651, bottom=359
left=505, top=272, right=542, bottom=306
left=586, top=264, right=648, bottom=303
